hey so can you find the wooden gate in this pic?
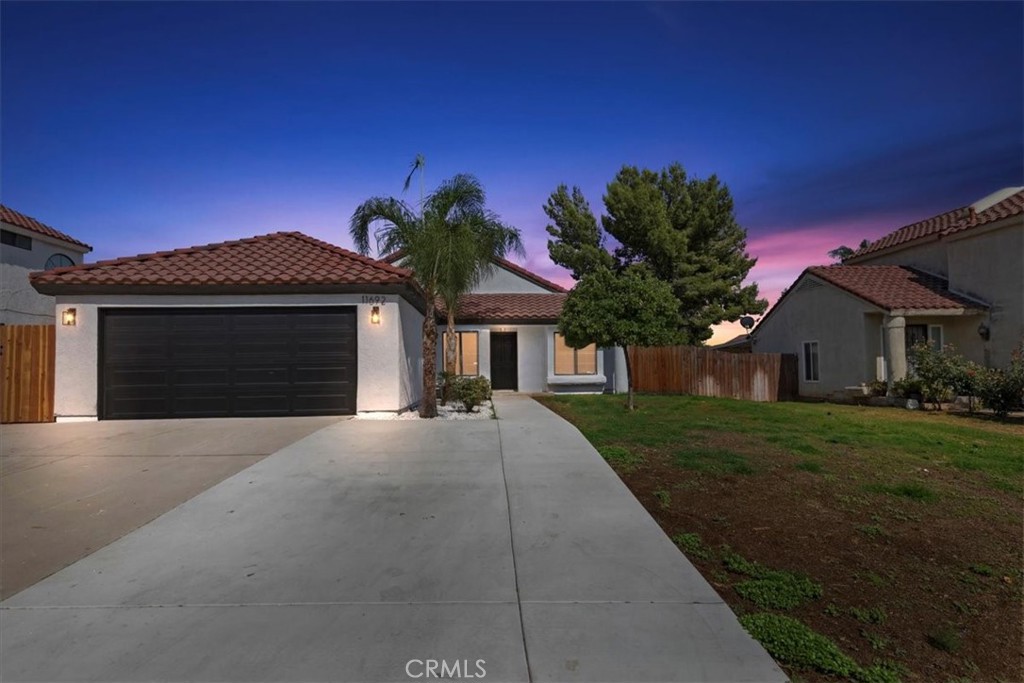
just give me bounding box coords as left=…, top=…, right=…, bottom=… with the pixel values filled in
left=1, top=325, right=56, bottom=423
left=628, top=346, right=798, bottom=402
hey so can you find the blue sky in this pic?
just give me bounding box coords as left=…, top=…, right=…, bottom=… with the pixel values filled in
left=3, top=1, right=1022, bottom=338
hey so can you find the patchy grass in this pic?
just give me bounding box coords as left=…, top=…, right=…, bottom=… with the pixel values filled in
left=864, top=482, right=939, bottom=503
left=537, top=393, right=1024, bottom=683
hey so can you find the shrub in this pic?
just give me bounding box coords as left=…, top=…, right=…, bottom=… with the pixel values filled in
left=908, top=341, right=954, bottom=408
left=450, top=376, right=491, bottom=413
left=891, top=376, right=923, bottom=400
left=437, top=370, right=458, bottom=405
left=974, top=345, right=1024, bottom=417
left=866, top=379, right=888, bottom=397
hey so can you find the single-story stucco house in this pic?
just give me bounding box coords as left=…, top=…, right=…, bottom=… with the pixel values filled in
left=1, top=205, right=92, bottom=325
left=752, top=186, right=1024, bottom=398
left=381, top=251, right=628, bottom=396
left=30, top=231, right=627, bottom=421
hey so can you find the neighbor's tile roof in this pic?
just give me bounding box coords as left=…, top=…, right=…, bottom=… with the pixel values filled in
left=807, top=265, right=986, bottom=311
left=850, top=206, right=969, bottom=258
left=0, top=204, right=92, bottom=250
left=944, top=188, right=1024, bottom=237
left=437, top=293, right=567, bottom=323
left=29, top=232, right=411, bottom=290
left=850, top=188, right=1024, bottom=259
left=382, top=249, right=567, bottom=293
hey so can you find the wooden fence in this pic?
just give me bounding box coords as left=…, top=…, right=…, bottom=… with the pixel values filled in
left=1, top=325, right=56, bottom=423
left=628, top=346, right=798, bottom=402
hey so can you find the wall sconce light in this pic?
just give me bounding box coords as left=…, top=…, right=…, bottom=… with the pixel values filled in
left=370, top=306, right=381, bottom=325
left=61, top=308, right=77, bottom=326
left=977, top=322, right=990, bottom=340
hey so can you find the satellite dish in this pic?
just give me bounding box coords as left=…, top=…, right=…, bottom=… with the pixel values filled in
left=740, top=316, right=755, bottom=331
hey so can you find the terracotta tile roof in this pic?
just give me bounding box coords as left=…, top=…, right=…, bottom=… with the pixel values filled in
left=850, top=205, right=968, bottom=259
left=850, top=189, right=1024, bottom=260
left=382, top=249, right=567, bottom=293
left=944, top=188, right=1024, bottom=237
left=0, top=204, right=92, bottom=250
left=437, top=293, right=567, bottom=323
left=30, top=232, right=411, bottom=291
left=807, top=265, right=986, bottom=312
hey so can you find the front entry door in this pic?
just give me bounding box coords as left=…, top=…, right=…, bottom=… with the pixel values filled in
left=490, top=332, right=518, bottom=391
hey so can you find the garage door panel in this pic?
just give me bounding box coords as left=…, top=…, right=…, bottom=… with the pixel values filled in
left=101, top=307, right=357, bottom=419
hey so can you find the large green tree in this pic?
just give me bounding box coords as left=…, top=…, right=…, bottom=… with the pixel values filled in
left=558, top=266, right=679, bottom=410
left=546, top=164, right=766, bottom=342
left=350, top=173, right=521, bottom=418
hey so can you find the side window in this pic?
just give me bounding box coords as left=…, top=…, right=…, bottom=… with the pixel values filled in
left=45, top=253, right=75, bottom=269
left=927, top=325, right=943, bottom=351
left=802, top=341, right=820, bottom=382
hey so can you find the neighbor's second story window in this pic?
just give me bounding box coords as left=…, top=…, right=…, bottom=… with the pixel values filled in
left=444, top=331, right=479, bottom=376
left=554, top=333, right=597, bottom=375
left=1, top=229, right=32, bottom=250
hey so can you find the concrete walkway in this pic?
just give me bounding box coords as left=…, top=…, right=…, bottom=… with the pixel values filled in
left=0, top=396, right=784, bottom=682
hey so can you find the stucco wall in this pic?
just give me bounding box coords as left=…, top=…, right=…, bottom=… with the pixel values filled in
left=51, top=292, right=419, bottom=418
left=472, top=265, right=551, bottom=293
left=947, top=222, right=1024, bottom=367
left=753, top=278, right=879, bottom=396
left=397, top=296, right=424, bottom=409
left=1, top=223, right=88, bottom=325
left=437, top=323, right=607, bottom=394
left=851, top=239, right=949, bottom=278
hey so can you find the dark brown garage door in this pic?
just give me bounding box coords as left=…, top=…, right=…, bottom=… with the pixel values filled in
left=100, top=307, right=357, bottom=419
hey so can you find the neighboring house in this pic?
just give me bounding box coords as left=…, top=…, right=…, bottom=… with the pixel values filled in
left=711, top=334, right=752, bottom=354
left=753, top=187, right=1024, bottom=398
left=382, top=252, right=629, bottom=395
left=1, top=205, right=92, bottom=325
left=30, top=232, right=426, bottom=420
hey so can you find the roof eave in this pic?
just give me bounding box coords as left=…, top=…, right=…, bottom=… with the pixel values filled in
left=31, top=281, right=425, bottom=310
left=890, top=307, right=987, bottom=317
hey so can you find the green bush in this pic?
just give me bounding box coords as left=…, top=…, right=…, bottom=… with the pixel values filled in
left=974, top=345, right=1024, bottom=417
left=450, top=376, right=492, bottom=413
left=891, top=376, right=923, bottom=400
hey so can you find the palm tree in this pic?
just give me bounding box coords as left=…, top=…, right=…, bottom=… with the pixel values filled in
left=350, top=173, right=522, bottom=418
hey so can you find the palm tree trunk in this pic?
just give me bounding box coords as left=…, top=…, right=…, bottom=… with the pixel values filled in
left=420, top=297, right=439, bottom=418
left=442, top=309, right=459, bottom=405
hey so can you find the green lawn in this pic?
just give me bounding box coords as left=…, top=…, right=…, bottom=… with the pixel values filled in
left=536, top=394, right=1024, bottom=683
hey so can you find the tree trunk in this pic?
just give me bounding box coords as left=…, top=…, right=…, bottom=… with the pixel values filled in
left=442, top=308, right=458, bottom=405
left=623, top=345, right=635, bottom=411
left=420, top=298, right=439, bottom=418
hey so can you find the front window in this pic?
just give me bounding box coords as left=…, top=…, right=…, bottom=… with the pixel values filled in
left=444, top=331, right=479, bottom=376
left=802, top=341, right=820, bottom=382
left=554, top=333, right=597, bottom=375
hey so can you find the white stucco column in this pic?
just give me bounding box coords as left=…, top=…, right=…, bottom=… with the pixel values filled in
left=884, top=315, right=907, bottom=384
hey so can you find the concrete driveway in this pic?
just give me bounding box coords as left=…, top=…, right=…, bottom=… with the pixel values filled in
left=1, top=416, right=342, bottom=599
left=1, top=397, right=784, bottom=682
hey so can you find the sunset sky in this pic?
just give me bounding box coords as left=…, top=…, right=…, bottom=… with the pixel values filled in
left=3, top=2, right=1022, bottom=342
